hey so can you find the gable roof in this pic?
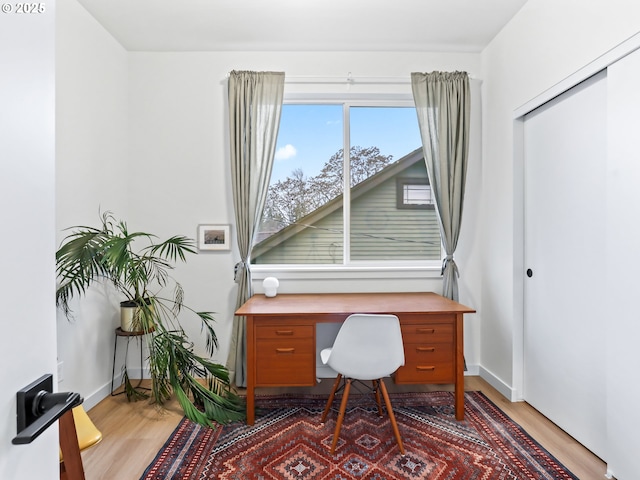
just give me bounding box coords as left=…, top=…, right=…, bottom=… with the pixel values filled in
left=252, top=147, right=425, bottom=257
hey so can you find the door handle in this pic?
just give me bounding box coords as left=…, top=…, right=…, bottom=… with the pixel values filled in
left=12, top=374, right=83, bottom=445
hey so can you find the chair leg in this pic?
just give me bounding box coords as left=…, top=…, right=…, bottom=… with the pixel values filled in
left=330, top=378, right=351, bottom=454
left=379, top=378, right=405, bottom=456
left=372, top=380, right=383, bottom=417
left=321, top=373, right=342, bottom=423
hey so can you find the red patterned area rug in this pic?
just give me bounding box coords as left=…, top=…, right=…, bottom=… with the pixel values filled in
left=140, top=392, right=577, bottom=479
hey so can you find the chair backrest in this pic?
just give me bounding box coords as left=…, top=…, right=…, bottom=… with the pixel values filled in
left=326, top=314, right=405, bottom=381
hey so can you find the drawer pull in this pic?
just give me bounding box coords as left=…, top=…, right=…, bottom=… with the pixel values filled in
left=417, top=328, right=435, bottom=334
left=416, top=347, right=436, bottom=352
left=416, top=366, right=435, bottom=371
left=275, top=330, right=294, bottom=336
left=276, top=348, right=295, bottom=354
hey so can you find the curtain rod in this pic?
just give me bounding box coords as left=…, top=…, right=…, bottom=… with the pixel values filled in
left=224, top=72, right=477, bottom=85
left=284, top=72, right=477, bottom=84
left=285, top=73, right=410, bottom=85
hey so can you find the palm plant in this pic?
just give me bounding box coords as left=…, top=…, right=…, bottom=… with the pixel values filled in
left=56, top=211, right=245, bottom=426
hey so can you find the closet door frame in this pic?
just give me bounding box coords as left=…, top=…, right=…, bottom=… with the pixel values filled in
left=511, top=34, right=640, bottom=480
left=512, top=34, right=640, bottom=401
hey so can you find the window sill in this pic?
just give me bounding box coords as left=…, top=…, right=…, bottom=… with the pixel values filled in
left=250, top=264, right=443, bottom=281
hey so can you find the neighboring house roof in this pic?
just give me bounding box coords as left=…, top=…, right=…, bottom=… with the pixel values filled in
left=252, top=147, right=426, bottom=258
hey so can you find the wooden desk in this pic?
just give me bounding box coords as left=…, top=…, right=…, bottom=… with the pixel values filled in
left=236, top=292, right=475, bottom=425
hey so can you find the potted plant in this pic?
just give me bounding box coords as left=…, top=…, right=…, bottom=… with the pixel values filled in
left=55, top=211, right=245, bottom=426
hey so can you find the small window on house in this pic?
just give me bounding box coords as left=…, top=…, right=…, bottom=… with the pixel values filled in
left=397, top=178, right=435, bottom=209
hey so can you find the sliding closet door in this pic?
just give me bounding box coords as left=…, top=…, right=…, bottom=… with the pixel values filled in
left=605, top=48, right=640, bottom=480
left=523, top=70, right=607, bottom=458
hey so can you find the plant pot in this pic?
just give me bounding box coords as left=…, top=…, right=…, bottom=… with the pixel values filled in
left=120, top=299, right=154, bottom=332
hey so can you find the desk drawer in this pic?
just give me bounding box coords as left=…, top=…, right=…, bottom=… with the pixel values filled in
left=396, top=315, right=456, bottom=384
left=401, top=323, right=453, bottom=344
left=395, top=359, right=454, bottom=384
left=256, top=325, right=314, bottom=340
left=255, top=338, right=315, bottom=386
left=404, top=343, right=453, bottom=363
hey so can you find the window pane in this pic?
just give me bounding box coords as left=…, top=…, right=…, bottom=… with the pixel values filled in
left=349, top=107, right=441, bottom=261
left=404, top=184, right=431, bottom=205
left=253, top=104, right=344, bottom=264
left=253, top=103, right=443, bottom=265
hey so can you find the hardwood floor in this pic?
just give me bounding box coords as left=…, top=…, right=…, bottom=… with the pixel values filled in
left=81, top=376, right=607, bottom=479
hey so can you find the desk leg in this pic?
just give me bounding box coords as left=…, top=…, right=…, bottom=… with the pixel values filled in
left=246, top=314, right=255, bottom=425
left=247, top=388, right=255, bottom=425
left=455, top=313, right=464, bottom=421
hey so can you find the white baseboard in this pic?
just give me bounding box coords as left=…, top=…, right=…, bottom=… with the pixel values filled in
left=83, top=379, right=115, bottom=411
left=464, top=363, right=480, bottom=376
left=478, top=366, right=518, bottom=401
left=84, top=366, right=150, bottom=410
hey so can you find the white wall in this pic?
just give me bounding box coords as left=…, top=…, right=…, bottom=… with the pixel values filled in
left=56, top=0, right=483, bottom=419
left=56, top=1, right=483, bottom=409
left=480, top=0, right=640, bottom=396
left=55, top=0, right=129, bottom=408
left=482, top=1, right=640, bottom=476
left=125, top=50, right=483, bottom=370
left=0, top=2, right=58, bottom=479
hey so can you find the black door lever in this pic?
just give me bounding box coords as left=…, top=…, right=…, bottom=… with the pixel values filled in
left=12, top=374, right=83, bottom=445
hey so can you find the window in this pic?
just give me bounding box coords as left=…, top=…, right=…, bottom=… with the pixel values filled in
left=397, top=178, right=435, bottom=209
left=252, top=100, right=442, bottom=265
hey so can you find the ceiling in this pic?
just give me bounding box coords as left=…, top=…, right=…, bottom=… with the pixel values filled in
left=77, top=0, right=528, bottom=52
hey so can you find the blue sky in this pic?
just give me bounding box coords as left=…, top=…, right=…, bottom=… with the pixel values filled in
left=271, top=105, right=422, bottom=182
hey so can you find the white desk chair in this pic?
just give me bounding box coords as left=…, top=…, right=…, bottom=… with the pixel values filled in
left=320, top=313, right=405, bottom=455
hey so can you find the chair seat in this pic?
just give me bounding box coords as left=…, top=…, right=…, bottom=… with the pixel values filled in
left=60, top=406, right=102, bottom=461
left=73, top=406, right=102, bottom=450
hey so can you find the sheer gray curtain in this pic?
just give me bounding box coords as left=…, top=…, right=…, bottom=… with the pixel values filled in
left=227, top=70, right=284, bottom=387
left=411, top=72, right=470, bottom=301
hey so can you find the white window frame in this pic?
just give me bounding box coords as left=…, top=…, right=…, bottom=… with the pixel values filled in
left=251, top=92, right=443, bottom=281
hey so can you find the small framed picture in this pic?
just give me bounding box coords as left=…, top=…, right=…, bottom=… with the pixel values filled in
left=198, top=224, right=230, bottom=251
